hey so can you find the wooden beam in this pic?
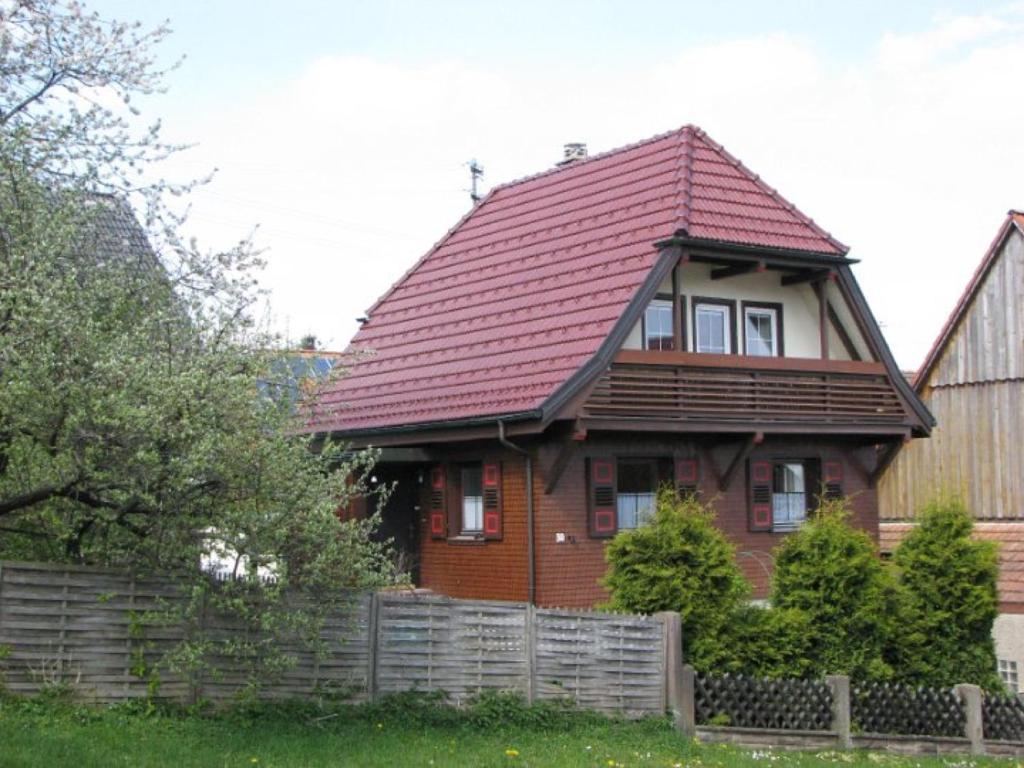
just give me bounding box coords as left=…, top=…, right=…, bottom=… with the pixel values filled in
left=814, top=280, right=829, bottom=360
left=827, top=302, right=862, bottom=361
left=544, top=435, right=581, bottom=495
left=781, top=268, right=833, bottom=287
left=671, top=258, right=683, bottom=352
left=869, top=438, right=908, bottom=488
left=719, top=432, right=763, bottom=491
left=711, top=260, right=764, bottom=280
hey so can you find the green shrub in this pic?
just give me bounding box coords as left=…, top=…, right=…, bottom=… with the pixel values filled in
left=695, top=603, right=815, bottom=679
left=892, top=496, right=1001, bottom=690
left=770, top=499, right=904, bottom=681
left=602, top=487, right=750, bottom=668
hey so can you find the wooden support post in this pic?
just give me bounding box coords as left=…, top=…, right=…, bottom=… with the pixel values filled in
left=657, top=612, right=694, bottom=736
left=672, top=259, right=683, bottom=352
left=827, top=674, right=852, bottom=749
left=955, top=683, right=985, bottom=756
left=524, top=602, right=537, bottom=703
left=814, top=280, right=829, bottom=360
left=367, top=591, right=381, bottom=702
left=719, top=432, right=762, bottom=492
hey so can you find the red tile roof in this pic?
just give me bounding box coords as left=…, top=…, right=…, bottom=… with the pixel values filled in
left=914, top=210, right=1024, bottom=390
left=308, top=125, right=847, bottom=434
left=880, top=522, right=1024, bottom=611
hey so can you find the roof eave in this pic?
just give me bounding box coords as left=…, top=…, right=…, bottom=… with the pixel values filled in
left=655, top=234, right=857, bottom=265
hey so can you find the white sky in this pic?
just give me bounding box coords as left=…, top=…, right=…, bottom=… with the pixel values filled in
left=149, top=4, right=1024, bottom=371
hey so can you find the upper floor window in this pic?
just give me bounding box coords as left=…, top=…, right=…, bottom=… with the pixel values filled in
left=743, top=303, right=781, bottom=357
left=694, top=300, right=733, bottom=354
left=616, top=459, right=657, bottom=529
left=461, top=465, right=483, bottom=534
left=643, top=298, right=675, bottom=351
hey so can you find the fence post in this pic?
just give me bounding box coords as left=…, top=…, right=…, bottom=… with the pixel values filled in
left=524, top=602, right=537, bottom=704
left=656, top=611, right=694, bottom=737
left=367, top=591, right=381, bottom=702
left=826, top=674, right=852, bottom=749
left=954, top=683, right=984, bottom=756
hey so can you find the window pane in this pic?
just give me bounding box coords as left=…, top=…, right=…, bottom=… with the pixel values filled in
left=745, top=308, right=776, bottom=357
left=461, top=466, right=483, bottom=532
left=618, top=461, right=655, bottom=493
left=772, top=462, right=806, bottom=528
left=617, top=493, right=655, bottom=529
left=696, top=305, right=729, bottom=354
left=644, top=300, right=675, bottom=351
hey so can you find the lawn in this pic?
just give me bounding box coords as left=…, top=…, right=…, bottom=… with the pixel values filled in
left=0, top=693, right=1017, bottom=768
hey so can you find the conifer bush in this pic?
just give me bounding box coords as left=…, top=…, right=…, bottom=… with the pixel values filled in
left=893, top=496, right=1001, bottom=689
left=602, top=488, right=749, bottom=668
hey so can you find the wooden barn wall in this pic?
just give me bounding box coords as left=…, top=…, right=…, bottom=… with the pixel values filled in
left=879, top=380, right=1024, bottom=520
left=879, top=229, right=1024, bottom=520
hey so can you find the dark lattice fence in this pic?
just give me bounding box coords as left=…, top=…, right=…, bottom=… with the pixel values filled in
left=851, top=681, right=965, bottom=737
left=983, top=694, right=1024, bottom=742
left=695, top=672, right=833, bottom=731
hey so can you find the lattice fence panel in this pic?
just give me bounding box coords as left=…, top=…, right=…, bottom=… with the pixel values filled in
left=534, top=609, right=665, bottom=716
left=851, top=681, right=965, bottom=737
left=982, top=693, right=1024, bottom=742
left=694, top=672, right=833, bottom=731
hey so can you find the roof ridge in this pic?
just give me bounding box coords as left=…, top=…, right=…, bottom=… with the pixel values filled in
left=690, top=126, right=848, bottom=254
left=673, top=126, right=696, bottom=235
left=488, top=125, right=692, bottom=195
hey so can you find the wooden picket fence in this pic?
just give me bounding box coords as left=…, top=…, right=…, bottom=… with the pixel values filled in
left=0, top=561, right=668, bottom=716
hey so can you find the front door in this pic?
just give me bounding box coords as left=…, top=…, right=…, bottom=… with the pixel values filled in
left=371, top=464, right=422, bottom=583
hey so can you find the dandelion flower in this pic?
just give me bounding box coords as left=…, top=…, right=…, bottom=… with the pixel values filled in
left=505, top=748, right=520, bottom=758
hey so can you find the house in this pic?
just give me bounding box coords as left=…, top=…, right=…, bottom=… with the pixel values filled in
left=878, top=211, right=1024, bottom=694
left=307, top=125, right=932, bottom=608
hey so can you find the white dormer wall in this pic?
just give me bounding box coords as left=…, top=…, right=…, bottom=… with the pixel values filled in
left=623, top=261, right=871, bottom=360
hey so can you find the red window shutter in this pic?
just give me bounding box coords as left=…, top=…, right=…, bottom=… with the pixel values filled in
left=675, top=458, right=700, bottom=498
left=429, top=465, right=447, bottom=539
left=482, top=461, right=503, bottom=540
left=588, top=457, right=617, bottom=538
left=749, top=460, right=773, bottom=532
left=823, top=460, right=844, bottom=501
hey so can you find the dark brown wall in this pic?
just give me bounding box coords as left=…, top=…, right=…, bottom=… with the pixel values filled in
left=411, top=434, right=879, bottom=608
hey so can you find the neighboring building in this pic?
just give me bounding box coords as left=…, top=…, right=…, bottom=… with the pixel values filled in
left=308, top=125, right=932, bottom=607
left=878, top=211, right=1024, bottom=694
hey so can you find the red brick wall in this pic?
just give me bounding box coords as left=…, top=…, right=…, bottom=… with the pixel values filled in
left=416, top=447, right=530, bottom=601
left=411, top=435, right=879, bottom=608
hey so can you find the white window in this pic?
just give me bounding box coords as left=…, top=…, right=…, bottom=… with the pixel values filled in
left=772, top=462, right=807, bottom=530
left=999, top=659, right=1020, bottom=691
left=461, top=466, right=483, bottom=533
left=616, top=460, right=656, bottom=530
left=695, top=303, right=732, bottom=354
left=644, top=299, right=675, bottom=351
left=744, top=306, right=779, bottom=357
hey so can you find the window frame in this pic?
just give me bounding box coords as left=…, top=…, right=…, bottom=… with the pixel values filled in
left=691, top=297, right=737, bottom=355
left=641, top=293, right=684, bottom=351
left=741, top=300, right=785, bottom=357
left=615, top=457, right=659, bottom=531
left=770, top=458, right=819, bottom=532
left=458, top=463, right=484, bottom=536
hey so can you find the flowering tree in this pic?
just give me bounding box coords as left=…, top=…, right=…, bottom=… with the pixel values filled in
left=0, top=0, right=396, bottom=687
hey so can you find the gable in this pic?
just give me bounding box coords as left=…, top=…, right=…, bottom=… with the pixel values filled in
left=926, top=223, right=1024, bottom=388
left=306, top=126, right=851, bottom=436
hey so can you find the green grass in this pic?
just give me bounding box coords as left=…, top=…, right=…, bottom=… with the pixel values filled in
left=0, top=692, right=1016, bottom=768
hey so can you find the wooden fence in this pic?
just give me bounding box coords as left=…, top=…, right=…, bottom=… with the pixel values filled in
left=0, top=561, right=668, bottom=716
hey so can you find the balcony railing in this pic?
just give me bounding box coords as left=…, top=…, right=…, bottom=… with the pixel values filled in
left=581, top=350, right=908, bottom=428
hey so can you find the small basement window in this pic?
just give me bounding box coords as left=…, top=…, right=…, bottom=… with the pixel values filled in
left=461, top=465, right=483, bottom=534
left=999, top=659, right=1019, bottom=691
left=643, top=298, right=675, bottom=351
left=617, top=459, right=657, bottom=529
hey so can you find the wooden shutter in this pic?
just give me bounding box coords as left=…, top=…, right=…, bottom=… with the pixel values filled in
left=675, top=458, right=700, bottom=498
left=429, top=465, right=447, bottom=539
left=823, top=460, right=844, bottom=501
left=748, top=459, right=773, bottom=532
left=588, top=457, right=617, bottom=538
left=482, top=461, right=503, bottom=540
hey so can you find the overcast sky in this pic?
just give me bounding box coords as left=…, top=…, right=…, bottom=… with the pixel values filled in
left=93, top=0, right=1024, bottom=370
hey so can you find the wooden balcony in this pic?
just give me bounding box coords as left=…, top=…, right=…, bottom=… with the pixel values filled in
left=580, top=350, right=910, bottom=432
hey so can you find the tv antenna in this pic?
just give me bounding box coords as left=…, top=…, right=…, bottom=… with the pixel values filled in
left=467, top=159, right=484, bottom=205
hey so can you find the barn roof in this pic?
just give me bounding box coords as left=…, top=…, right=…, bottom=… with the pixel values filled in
left=914, top=211, right=1024, bottom=390
left=307, top=125, right=849, bottom=435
